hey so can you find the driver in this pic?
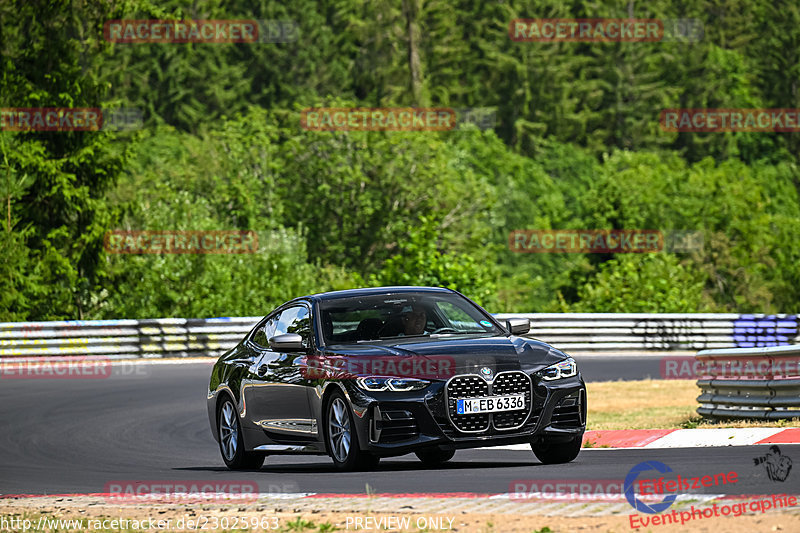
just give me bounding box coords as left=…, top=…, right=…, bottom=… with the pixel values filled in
left=401, top=304, right=427, bottom=336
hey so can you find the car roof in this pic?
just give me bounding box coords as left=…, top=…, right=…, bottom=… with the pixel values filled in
left=304, top=286, right=456, bottom=303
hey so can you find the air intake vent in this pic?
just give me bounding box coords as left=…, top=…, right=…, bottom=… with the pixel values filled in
left=551, top=390, right=584, bottom=428
left=373, top=408, right=419, bottom=443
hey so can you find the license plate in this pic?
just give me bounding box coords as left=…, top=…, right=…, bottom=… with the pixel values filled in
left=456, top=394, right=525, bottom=414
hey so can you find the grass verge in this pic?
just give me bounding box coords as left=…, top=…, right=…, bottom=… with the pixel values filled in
left=585, top=379, right=800, bottom=431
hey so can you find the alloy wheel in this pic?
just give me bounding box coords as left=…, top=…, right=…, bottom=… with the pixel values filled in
left=219, top=401, right=238, bottom=461
left=328, top=397, right=351, bottom=462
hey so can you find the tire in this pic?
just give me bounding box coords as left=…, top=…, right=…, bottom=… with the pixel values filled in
left=325, top=391, right=380, bottom=471
left=415, top=449, right=456, bottom=466
left=217, top=398, right=265, bottom=470
left=531, top=435, right=582, bottom=464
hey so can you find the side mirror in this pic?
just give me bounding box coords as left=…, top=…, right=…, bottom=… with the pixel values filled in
left=269, top=333, right=305, bottom=351
left=506, top=318, right=531, bottom=335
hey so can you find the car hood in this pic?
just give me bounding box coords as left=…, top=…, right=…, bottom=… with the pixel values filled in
left=318, top=335, right=570, bottom=380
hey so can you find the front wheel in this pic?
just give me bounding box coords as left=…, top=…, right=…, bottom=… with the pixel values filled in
left=218, top=398, right=265, bottom=470
left=325, top=391, right=380, bottom=471
left=531, top=435, right=582, bottom=464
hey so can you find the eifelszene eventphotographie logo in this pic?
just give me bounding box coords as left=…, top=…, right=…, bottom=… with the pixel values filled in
left=624, top=460, right=738, bottom=514
left=624, top=461, right=677, bottom=514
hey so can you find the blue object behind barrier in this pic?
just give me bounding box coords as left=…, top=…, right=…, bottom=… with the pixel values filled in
left=732, top=314, right=798, bottom=348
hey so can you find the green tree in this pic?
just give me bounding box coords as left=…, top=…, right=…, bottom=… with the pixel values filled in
left=571, top=253, right=710, bottom=312
left=371, top=216, right=498, bottom=308
left=0, top=0, right=128, bottom=319
left=273, top=105, right=498, bottom=276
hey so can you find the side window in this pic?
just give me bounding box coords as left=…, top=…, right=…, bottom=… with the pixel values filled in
left=264, top=316, right=278, bottom=341
left=436, top=301, right=474, bottom=328
left=251, top=316, right=278, bottom=348
left=274, top=306, right=312, bottom=347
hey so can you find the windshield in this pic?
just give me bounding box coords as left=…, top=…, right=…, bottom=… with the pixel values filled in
left=318, top=292, right=502, bottom=344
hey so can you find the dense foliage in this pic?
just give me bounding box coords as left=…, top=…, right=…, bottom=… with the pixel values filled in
left=2, top=0, right=799, bottom=319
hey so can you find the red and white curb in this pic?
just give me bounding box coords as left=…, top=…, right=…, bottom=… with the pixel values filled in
left=486, top=428, right=800, bottom=451
left=584, top=428, right=800, bottom=448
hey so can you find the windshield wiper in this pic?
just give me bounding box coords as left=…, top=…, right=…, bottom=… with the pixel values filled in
left=356, top=334, right=432, bottom=343
left=354, top=331, right=490, bottom=343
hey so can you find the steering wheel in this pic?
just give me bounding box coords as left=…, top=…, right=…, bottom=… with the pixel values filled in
left=430, top=327, right=458, bottom=334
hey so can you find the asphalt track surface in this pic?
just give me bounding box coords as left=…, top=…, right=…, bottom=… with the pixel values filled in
left=572, top=353, right=669, bottom=382
left=0, top=359, right=794, bottom=497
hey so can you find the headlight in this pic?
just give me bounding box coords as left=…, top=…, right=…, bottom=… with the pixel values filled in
left=356, top=377, right=430, bottom=391
left=538, top=357, right=578, bottom=381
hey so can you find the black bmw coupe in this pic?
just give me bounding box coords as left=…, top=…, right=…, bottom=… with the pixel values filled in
left=207, top=286, right=586, bottom=470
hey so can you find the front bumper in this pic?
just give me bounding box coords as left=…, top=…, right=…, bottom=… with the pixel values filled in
left=344, top=372, right=586, bottom=457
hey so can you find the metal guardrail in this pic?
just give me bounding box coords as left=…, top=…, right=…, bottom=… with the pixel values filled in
left=0, top=317, right=261, bottom=359
left=0, top=313, right=796, bottom=359
left=694, top=345, right=800, bottom=420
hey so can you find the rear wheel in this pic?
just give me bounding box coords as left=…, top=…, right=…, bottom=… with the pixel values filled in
left=415, top=449, right=456, bottom=466
left=218, top=398, right=265, bottom=470
left=325, top=391, right=380, bottom=471
left=531, top=435, right=582, bottom=464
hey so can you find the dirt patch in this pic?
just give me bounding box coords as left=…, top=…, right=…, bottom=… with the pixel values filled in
left=1, top=496, right=798, bottom=533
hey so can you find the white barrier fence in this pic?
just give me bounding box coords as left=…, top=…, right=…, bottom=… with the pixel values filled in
left=0, top=313, right=796, bottom=358
left=496, top=313, right=798, bottom=352
left=0, top=317, right=261, bottom=359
